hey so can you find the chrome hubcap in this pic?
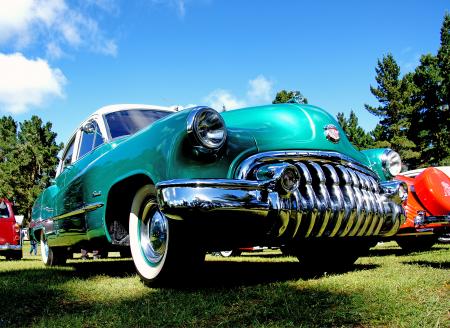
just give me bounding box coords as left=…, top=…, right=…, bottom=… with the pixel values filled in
left=139, top=202, right=168, bottom=265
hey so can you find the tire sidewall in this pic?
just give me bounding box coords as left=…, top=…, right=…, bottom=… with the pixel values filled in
left=40, top=230, right=51, bottom=265
left=129, top=185, right=168, bottom=282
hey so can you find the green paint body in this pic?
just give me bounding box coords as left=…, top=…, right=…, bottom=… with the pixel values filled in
left=30, top=104, right=387, bottom=247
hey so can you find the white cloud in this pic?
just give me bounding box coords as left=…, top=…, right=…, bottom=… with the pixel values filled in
left=247, top=75, right=273, bottom=103
left=0, top=53, right=67, bottom=114
left=0, top=0, right=117, bottom=56
left=203, top=89, right=247, bottom=111
left=204, top=75, right=274, bottom=111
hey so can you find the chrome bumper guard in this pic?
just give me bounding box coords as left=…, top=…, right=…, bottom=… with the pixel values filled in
left=157, top=177, right=406, bottom=241
left=414, top=212, right=450, bottom=227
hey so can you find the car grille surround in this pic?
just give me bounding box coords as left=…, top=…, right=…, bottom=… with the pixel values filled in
left=236, top=151, right=403, bottom=239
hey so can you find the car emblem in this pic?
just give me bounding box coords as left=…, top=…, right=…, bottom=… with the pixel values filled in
left=324, top=124, right=340, bottom=143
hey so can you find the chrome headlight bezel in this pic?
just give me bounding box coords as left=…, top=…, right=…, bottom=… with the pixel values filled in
left=187, top=106, right=227, bottom=151
left=381, top=149, right=402, bottom=178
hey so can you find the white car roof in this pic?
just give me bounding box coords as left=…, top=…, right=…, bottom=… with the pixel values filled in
left=92, top=104, right=178, bottom=116
left=400, top=166, right=450, bottom=178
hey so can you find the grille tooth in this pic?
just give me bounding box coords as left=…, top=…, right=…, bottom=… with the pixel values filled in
left=365, top=175, right=380, bottom=235
left=335, top=165, right=357, bottom=237
left=355, top=172, right=374, bottom=236
left=295, top=162, right=318, bottom=237
left=308, top=162, right=332, bottom=237
left=290, top=190, right=303, bottom=238
left=347, top=168, right=366, bottom=236
left=322, top=164, right=345, bottom=237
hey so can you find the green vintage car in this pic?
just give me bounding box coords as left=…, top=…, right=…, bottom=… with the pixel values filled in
left=30, top=103, right=406, bottom=284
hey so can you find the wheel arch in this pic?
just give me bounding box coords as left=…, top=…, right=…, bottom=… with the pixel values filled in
left=104, top=173, right=155, bottom=245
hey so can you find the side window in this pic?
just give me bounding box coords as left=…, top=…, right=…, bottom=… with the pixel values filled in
left=62, top=139, right=75, bottom=169
left=78, top=120, right=104, bottom=158
left=0, top=201, right=10, bottom=218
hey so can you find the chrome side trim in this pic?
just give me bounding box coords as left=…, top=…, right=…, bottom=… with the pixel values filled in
left=52, top=202, right=104, bottom=221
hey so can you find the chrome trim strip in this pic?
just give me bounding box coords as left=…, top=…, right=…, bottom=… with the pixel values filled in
left=52, top=202, right=104, bottom=221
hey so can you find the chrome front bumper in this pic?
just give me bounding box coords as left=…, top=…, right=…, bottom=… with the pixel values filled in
left=0, top=244, right=22, bottom=251
left=157, top=178, right=406, bottom=243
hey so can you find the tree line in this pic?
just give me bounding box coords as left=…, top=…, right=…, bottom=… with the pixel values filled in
left=0, top=116, right=62, bottom=220
left=275, top=13, right=450, bottom=169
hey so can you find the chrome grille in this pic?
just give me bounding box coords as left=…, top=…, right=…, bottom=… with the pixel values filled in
left=237, top=151, right=400, bottom=238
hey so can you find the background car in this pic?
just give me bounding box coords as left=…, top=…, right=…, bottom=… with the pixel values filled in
left=395, top=166, right=450, bottom=251
left=30, top=103, right=407, bottom=285
left=0, top=198, right=22, bottom=260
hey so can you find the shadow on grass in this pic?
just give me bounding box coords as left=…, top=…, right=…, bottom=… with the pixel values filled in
left=0, top=259, right=380, bottom=328
left=65, top=258, right=379, bottom=288
left=368, top=245, right=445, bottom=257
left=402, top=260, right=450, bottom=269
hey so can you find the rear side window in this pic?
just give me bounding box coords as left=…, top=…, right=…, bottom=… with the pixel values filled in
left=0, top=202, right=10, bottom=218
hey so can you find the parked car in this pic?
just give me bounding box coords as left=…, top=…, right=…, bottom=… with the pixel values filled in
left=30, top=103, right=407, bottom=285
left=394, top=167, right=450, bottom=251
left=0, top=198, right=22, bottom=260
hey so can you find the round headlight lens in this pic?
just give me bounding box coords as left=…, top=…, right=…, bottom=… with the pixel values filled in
left=188, top=107, right=227, bottom=150
left=382, top=149, right=402, bottom=177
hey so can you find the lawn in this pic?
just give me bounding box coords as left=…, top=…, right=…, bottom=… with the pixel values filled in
left=0, top=241, right=448, bottom=328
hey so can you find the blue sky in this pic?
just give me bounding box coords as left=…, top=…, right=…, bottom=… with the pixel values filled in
left=0, top=0, right=448, bottom=144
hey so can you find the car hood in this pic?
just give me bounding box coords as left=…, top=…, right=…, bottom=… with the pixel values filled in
left=221, top=103, right=369, bottom=166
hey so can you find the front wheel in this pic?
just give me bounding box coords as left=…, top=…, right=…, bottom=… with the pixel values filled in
left=129, top=185, right=205, bottom=285
left=40, top=230, right=67, bottom=266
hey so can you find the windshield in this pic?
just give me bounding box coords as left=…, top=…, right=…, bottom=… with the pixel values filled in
left=105, top=109, right=173, bottom=139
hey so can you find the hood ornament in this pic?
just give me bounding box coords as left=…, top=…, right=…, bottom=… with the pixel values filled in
left=324, top=124, right=340, bottom=143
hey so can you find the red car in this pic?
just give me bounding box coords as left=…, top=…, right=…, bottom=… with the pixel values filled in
left=0, top=199, right=22, bottom=260
left=395, top=167, right=450, bottom=251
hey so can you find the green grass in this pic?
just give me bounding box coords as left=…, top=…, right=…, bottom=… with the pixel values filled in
left=0, top=241, right=449, bottom=328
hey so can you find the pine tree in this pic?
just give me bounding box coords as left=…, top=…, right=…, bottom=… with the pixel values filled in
left=336, top=111, right=373, bottom=149
left=0, top=117, right=19, bottom=200
left=411, top=14, right=450, bottom=165
left=365, top=54, right=420, bottom=167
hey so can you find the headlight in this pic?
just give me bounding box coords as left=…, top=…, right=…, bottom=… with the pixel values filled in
left=381, top=149, right=402, bottom=177
left=187, top=107, right=227, bottom=150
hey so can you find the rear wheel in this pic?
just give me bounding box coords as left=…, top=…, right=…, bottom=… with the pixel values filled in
left=219, top=250, right=241, bottom=257
left=5, top=250, right=22, bottom=260
left=11, top=250, right=22, bottom=260
left=129, top=185, right=205, bottom=285
left=396, top=236, right=437, bottom=252
left=40, top=230, right=67, bottom=266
